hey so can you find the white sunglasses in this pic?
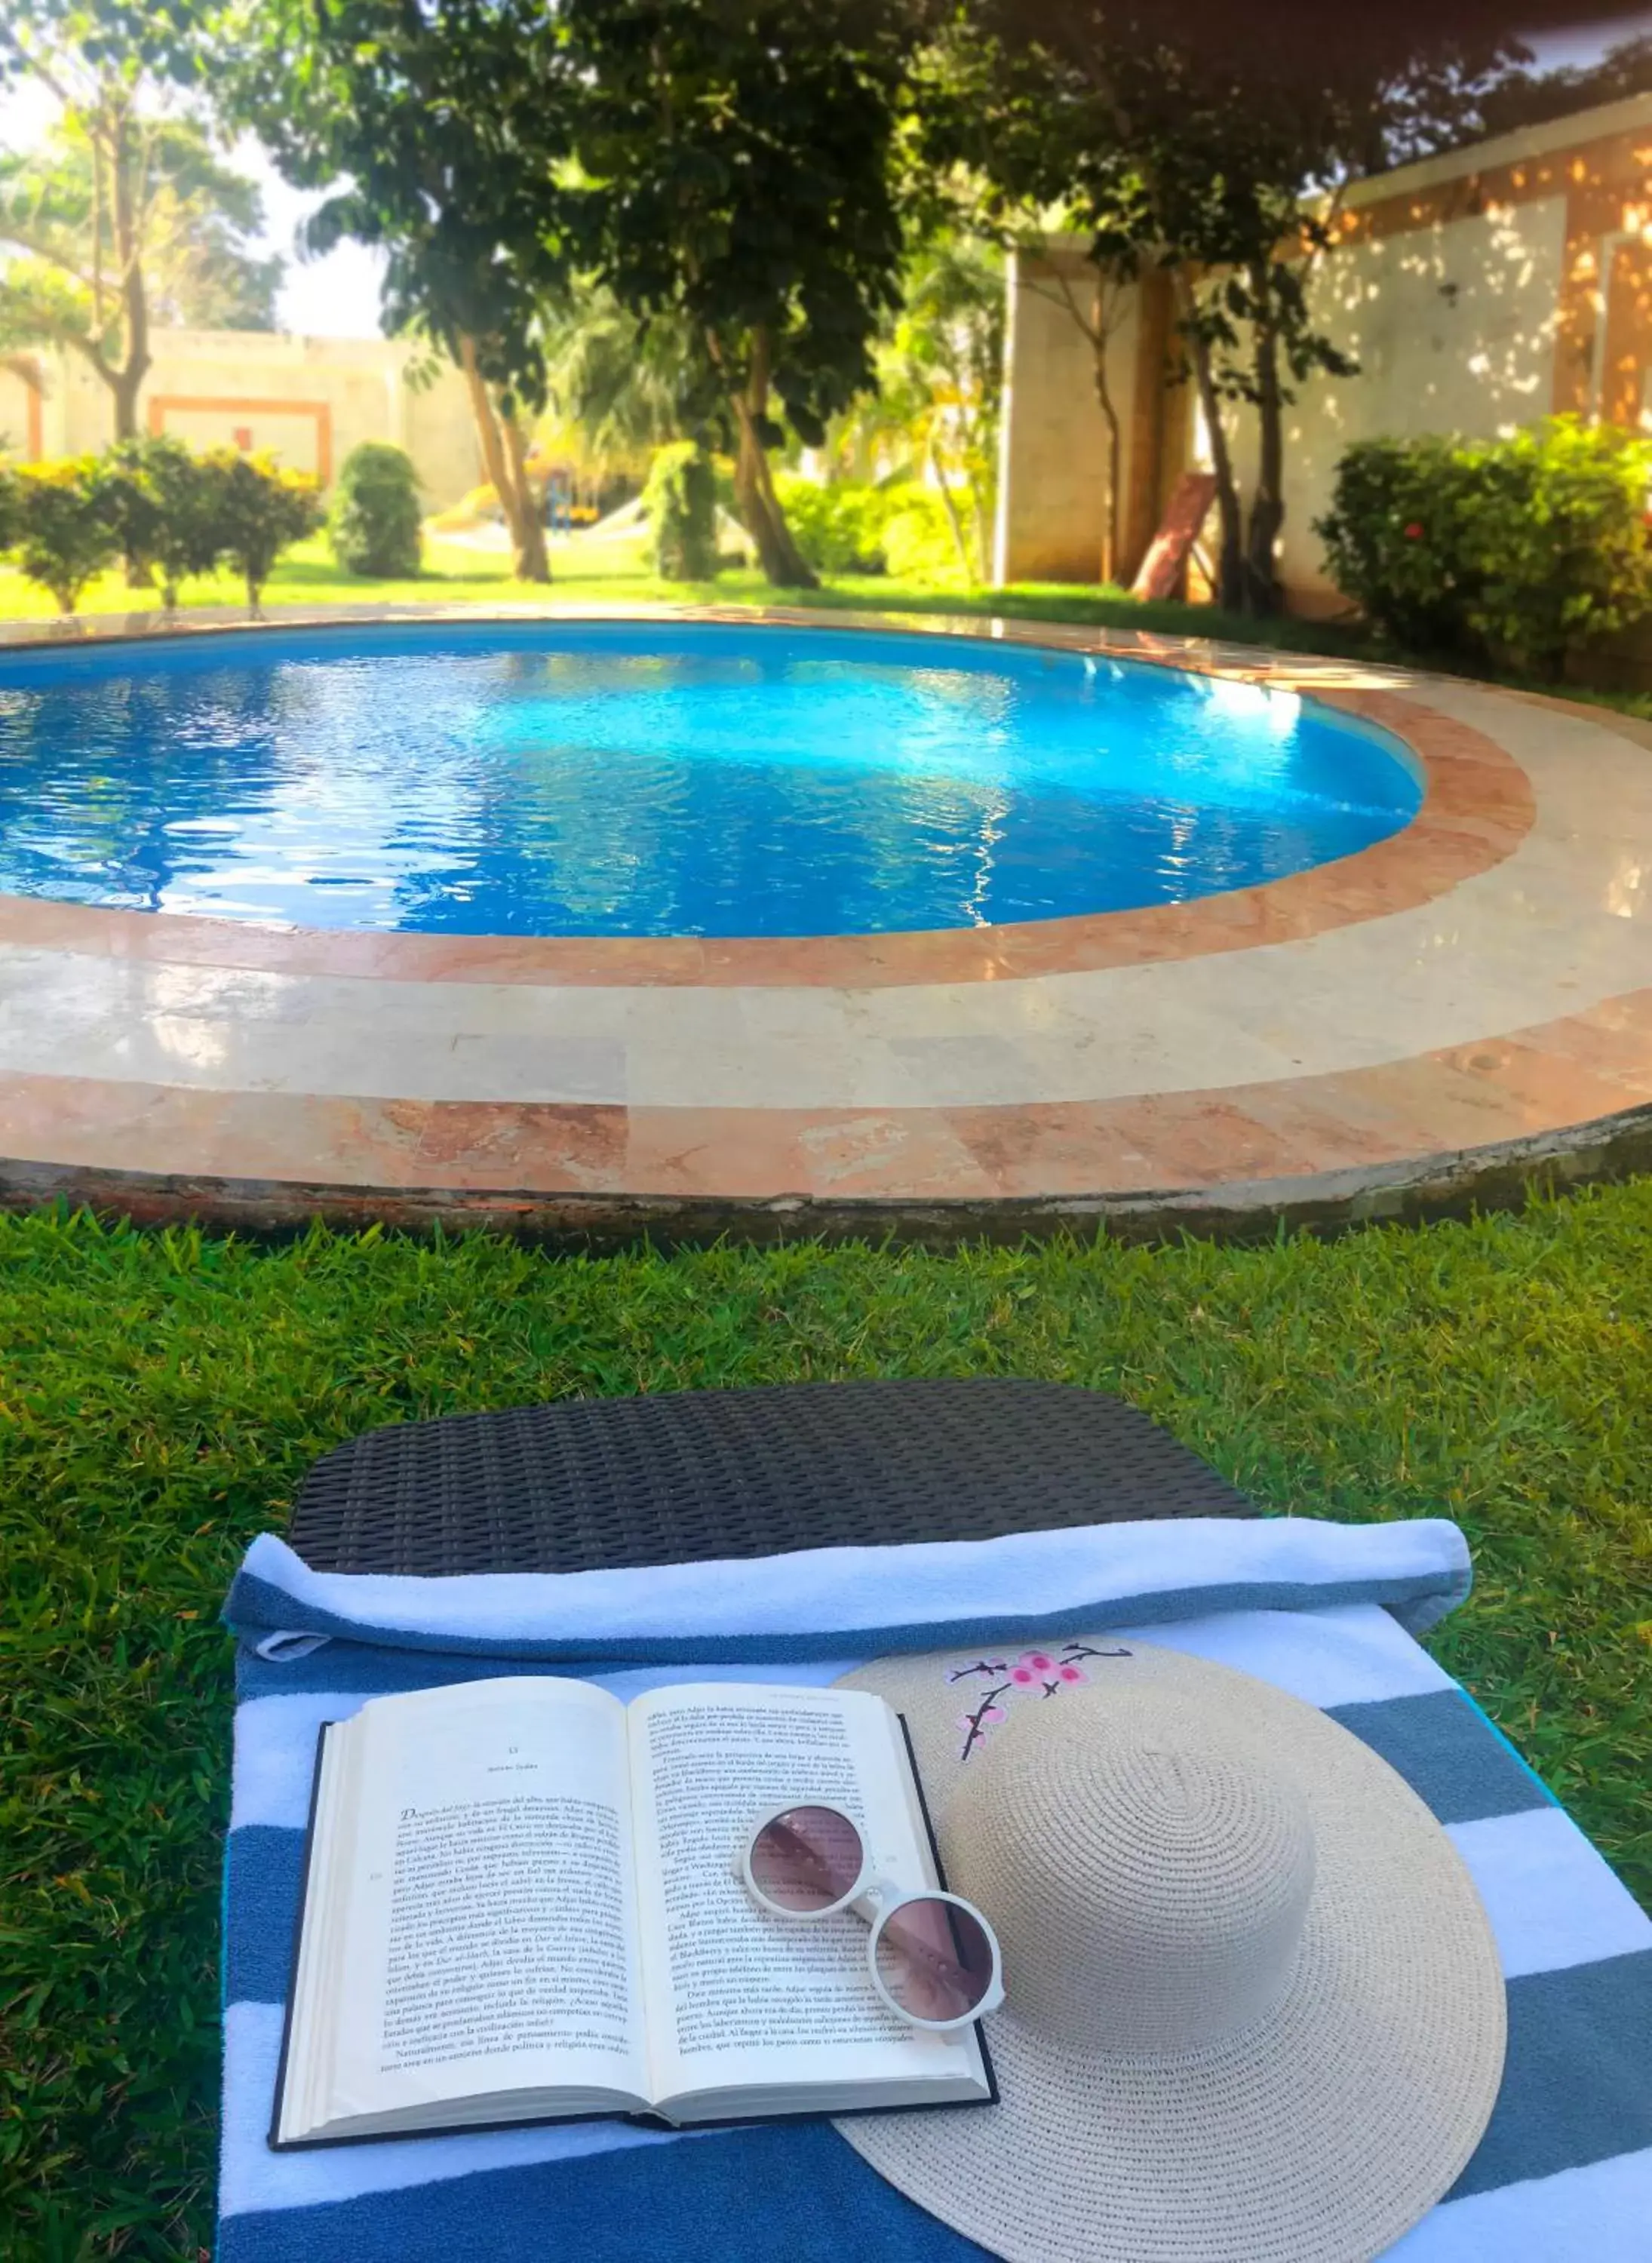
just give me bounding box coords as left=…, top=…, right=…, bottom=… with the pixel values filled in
left=735, top=1801, right=1004, bottom=2031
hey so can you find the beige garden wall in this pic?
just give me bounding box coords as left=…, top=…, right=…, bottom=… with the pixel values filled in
left=0, top=330, right=481, bottom=508
left=996, top=91, right=1652, bottom=613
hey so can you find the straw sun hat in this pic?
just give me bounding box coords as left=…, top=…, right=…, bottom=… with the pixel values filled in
left=834, top=1638, right=1506, bottom=2263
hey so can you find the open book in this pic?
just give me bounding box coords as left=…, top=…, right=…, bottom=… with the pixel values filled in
left=273, top=1678, right=996, bottom=2145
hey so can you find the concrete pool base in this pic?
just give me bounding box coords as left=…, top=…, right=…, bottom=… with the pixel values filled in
left=3, top=604, right=1650, bottom=1244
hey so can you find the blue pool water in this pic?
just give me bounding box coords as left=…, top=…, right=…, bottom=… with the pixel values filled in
left=0, top=622, right=1420, bottom=937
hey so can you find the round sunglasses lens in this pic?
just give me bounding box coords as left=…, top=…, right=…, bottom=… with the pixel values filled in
left=748, top=1806, right=864, bottom=1913
left=874, top=1898, right=996, bottom=2025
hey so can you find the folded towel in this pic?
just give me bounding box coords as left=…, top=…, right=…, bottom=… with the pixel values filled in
left=219, top=1512, right=1652, bottom=2261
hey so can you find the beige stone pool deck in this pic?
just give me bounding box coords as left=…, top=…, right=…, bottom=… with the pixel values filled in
left=2, top=601, right=1650, bottom=1241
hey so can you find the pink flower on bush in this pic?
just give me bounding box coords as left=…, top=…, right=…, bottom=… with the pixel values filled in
left=1403, top=521, right=1425, bottom=540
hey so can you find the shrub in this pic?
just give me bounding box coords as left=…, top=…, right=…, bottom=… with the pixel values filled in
left=770, top=476, right=896, bottom=575
left=1313, top=436, right=1481, bottom=652
left=879, top=489, right=966, bottom=583
left=198, top=448, right=322, bottom=614
left=10, top=456, right=121, bottom=613
left=768, top=475, right=967, bottom=582
left=103, top=437, right=224, bottom=610
left=328, top=441, right=422, bottom=578
left=1316, top=416, right=1652, bottom=675
left=0, top=460, right=19, bottom=556
left=643, top=442, right=717, bottom=581
left=1458, top=418, right=1652, bottom=675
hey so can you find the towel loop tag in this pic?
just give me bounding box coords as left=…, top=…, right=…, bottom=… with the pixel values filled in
left=253, top=1630, right=334, bottom=1662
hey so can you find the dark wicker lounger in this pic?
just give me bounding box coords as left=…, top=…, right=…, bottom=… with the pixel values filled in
left=286, top=1377, right=1256, bottom=1577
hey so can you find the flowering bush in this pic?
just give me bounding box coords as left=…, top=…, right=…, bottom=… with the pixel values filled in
left=103, top=437, right=226, bottom=609
left=8, top=457, right=121, bottom=613
left=1316, top=417, right=1652, bottom=675
left=198, top=447, right=321, bottom=614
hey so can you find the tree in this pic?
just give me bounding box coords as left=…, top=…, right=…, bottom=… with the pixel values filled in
left=1477, top=32, right=1652, bottom=138
left=888, top=233, right=1003, bottom=581
left=825, top=230, right=1003, bottom=579
left=943, top=4, right=1528, bottom=613
left=542, top=289, right=711, bottom=476
left=0, top=4, right=264, bottom=441
left=230, top=0, right=569, bottom=583
left=555, top=0, right=924, bottom=588
left=235, top=0, right=928, bottom=590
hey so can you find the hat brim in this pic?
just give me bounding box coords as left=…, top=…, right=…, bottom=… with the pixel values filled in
left=834, top=1638, right=1506, bottom=2263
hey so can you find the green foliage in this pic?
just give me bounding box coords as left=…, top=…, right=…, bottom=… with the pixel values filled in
left=880, top=490, right=966, bottom=582
left=10, top=455, right=119, bottom=612
left=0, top=456, right=19, bottom=553
left=1316, top=417, right=1652, bottom=674
left=198, top=447, right=321, bottom=613
left=327, top=441, right=423, bottom=579
left=0, top=14, right=279, bottom=438
left=768, top=477, right=963, bottom=582
left=2, top=1190, right=1650, bottom=2252
left=102, top=434, right=223, bottom=606
left=934, top=7, right=1521, bottom=612
left=641, top=441, right=717, bottom=581
left=1313, top=435, right=1478, bottom=651
left=770, top=475, right=902, bottom=575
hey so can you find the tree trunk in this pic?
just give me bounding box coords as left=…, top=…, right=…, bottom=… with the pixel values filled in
left=457, top=335, right=548, bottom=583
left=1243, top=265, right=1285, bottom=618
left=501, top=408, right=550, bottom=583
left=1171, top=269, right=1245, bottom=613
left=726, top=328, right=818, bottom=590
left=927, top=431, right=974, bottom=582
left=1092, top=345, right=1122, bottom=588
left=109, top=107, right=149, bottom=444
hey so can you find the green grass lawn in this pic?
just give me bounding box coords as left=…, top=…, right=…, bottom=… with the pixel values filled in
left=0, top=528, right=1374, bottom=655
left=3, top=1193, right=1650, bottom=2257
left=15, top=528, right=1648, bottom=723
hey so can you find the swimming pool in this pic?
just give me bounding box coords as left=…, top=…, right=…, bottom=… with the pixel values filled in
left=0, top=622, right=1421, bottom=938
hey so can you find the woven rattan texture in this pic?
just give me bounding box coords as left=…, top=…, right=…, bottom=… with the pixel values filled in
left=286, top=1379, right=1256, bottom=1575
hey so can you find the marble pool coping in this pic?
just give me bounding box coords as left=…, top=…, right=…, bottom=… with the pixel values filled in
left=0, top=600, right=1647, bottom=1242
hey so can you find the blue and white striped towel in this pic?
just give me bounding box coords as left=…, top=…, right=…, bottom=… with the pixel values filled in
left=220, top=1514, right=1652, bottom=2261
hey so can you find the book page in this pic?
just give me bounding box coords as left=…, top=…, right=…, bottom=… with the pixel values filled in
left=316, top=1677, right=649, bottom=2129
left=628, top=1684, right=984, bottom=2107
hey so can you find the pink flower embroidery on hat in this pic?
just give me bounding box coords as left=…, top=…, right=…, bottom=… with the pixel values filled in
left=949, top=1639, right=1133, bottom=1758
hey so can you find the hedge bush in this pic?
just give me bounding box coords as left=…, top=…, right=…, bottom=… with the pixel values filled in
left=643, top=442, right=718, bottom=580
left=8, top=457, right=121, bottom=613
left=198, top=447, right=322, bottom=613
left=103, top=437, right=225, bottom=610
left=769, top=476, right=965, bottom=582
left=1316, top=416, right=1652, bottom=675
left=327, top=441, right=422, bottom=578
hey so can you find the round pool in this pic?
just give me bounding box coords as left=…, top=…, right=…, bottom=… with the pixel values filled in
left=0, top=622, right=1421, bottom=937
